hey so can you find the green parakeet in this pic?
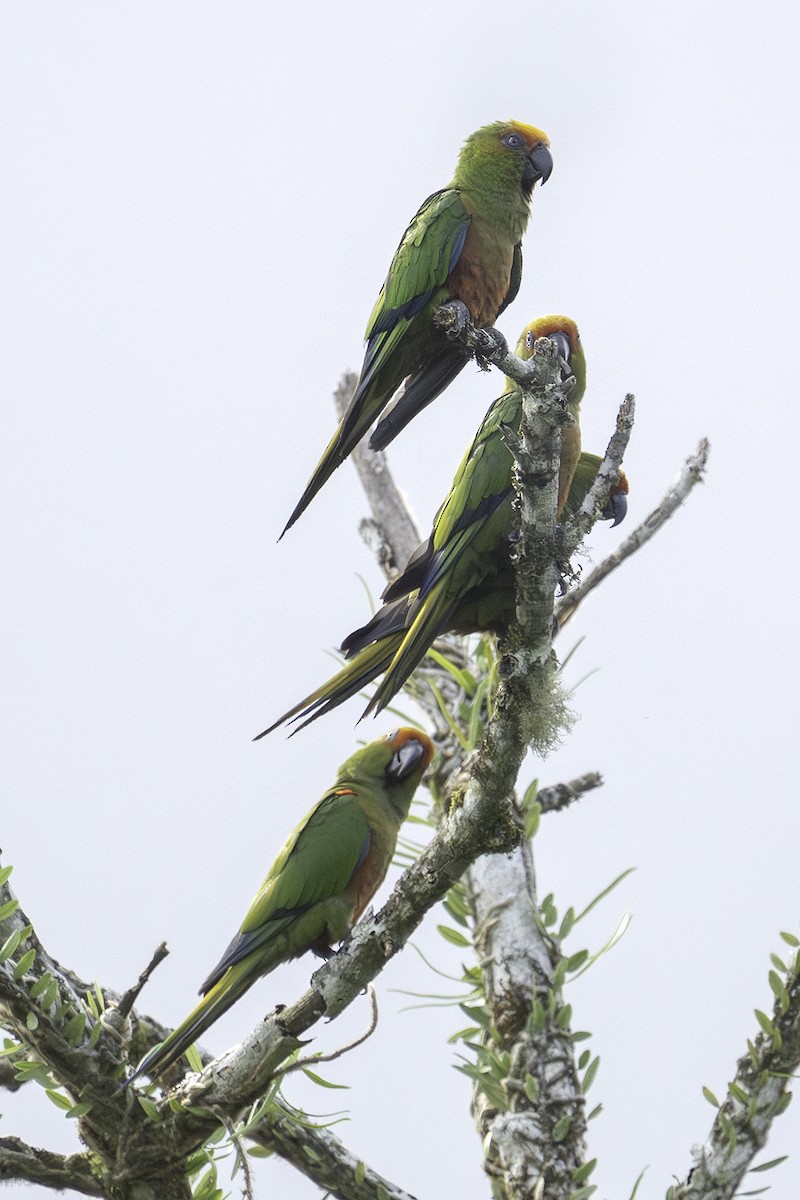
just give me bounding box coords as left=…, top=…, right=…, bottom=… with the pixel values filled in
left=124, top=728, right=434, bottom=1086
left=259, top=317, right=627, bottom=736
left=282, top=120, right=552, bottom=535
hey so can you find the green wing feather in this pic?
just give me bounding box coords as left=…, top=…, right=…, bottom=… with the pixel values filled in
left=201, top=792, right=370, bottom=989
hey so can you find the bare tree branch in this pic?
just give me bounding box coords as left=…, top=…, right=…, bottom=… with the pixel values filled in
left=334, top=372, right=421, bottom=576
left=249, top=1107, right=421, bottom=1200
left=538, top=772, right=603, bottom=814
left=0, top=1136, right=104, bottom=1196
left=556, top=438, right=710, bottom=629
left=670, top=948, right=800, bottom=1200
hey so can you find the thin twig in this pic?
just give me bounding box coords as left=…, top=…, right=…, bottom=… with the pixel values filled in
left=270, top=985, right=379, bottom=1086
left=556, top=438, right=710, bottom=629
left=117, top=943, right=170, bottom=1020
left=537, top=772, right=604, bottom=814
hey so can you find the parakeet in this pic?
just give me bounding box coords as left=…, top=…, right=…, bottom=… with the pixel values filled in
left=282, top=120, right=552, bottom=536
left=124, top=728, right=434, bottom=1087
left=259, top=317, right=626, bottom=737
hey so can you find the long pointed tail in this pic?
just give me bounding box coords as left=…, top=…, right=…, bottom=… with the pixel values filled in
left=253, top=633, right=404, bottom=739
left=369, top=350, right=466, bottom=452
left=280, top=376, right=395, bottom=537
left=364, top=582, right=456, bottom=718
left=121, top=961, right=257, bottom=1089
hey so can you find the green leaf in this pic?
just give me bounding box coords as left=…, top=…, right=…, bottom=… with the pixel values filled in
left=0, top=865, right=13, bottom=887
left=769, top=970, right=789, bottom=1011
left=46, top=1088, right=73, bottom=1110
left=437, top=925, right=471, bottom=948
left=702, top=1085, right=720, bottom=1108
left=13, top=947, right=37, bottom=980
left=556, top=1003, right=573, bottom=1030
left=719, top=1111, right=736, bottom=1156
left=42, top=978, right=59, bottom=1009
left=552, top=1113, right=571, bottom=1141
left=586, top=1103, right=603, bottom=1121
left=67, top=1100, right=93, bottom=1120
left=728, top=1081, right=750, bottom=1106
left=750, top=1155, right=789, bottom=1173
left=523, top=1073, right=539, bottom=1102
left=559, top=908, right=576, bottom=940
left=29, top=970, right=54, bottom=1000
left=185, top=1044, right=204, bottom=1073
left=770, top=953, right=788, bottom=972
left=627, top=1167, right=649, bottom=1200
left=566, top=949, right=590, bottom=973
left=569, top=1186, right=597, bottom=1200
left=0, top=929, right=22, bottom=962
left=578, top=1049, right=591, bottom=1070
left=427, top=683, right=469, bottom=750
left=302, top=1068, right=350, bottom=1090
left=0, top=898, right=20, bottom=922
left=25, top=1011, right=38, bottom=1031
left=459, top=1004, right=491, bottom=1030
left=780, top=931, right=800, bottom=947
left=424, top=646, right=477, bottom=696
left=247, top=1145, right=272, bottom=1159
left=354, top=1161, right=366, bottom=1185
left=582, top=1056, right=600, bottom=1094
left=754, top=1010, right=775, bottom=1037
left=573, top=1158, right=597, bottom=1184
left=524, top=800, right=541, bottom=842
left=137, top=1094, right=161, bottom=1120
left=528, top=997, right=546, bottom=1032
left=574, top=868, right=635, bottom=924
left=64, top=1012, right=86, bottom=1046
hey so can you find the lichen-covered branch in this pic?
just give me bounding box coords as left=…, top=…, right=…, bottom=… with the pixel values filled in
left=249, top=1106, right=420, bottom=1200
left=338, top=333, right=607, bottom=1199
left=669, top=946, right=800, bottom=1200
left=538, top=772, right=603, bottom=814
left=0, top=1136, right=104, bottom=1195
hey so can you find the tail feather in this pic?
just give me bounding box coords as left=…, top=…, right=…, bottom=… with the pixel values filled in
left=281, top=364, right=399, bottom=537
left=254, top=635, right=403, bottom=739
left=364, top=582, right=457, bottom=717
left=369, top=350, right=466, bottom=452
left=121, top=963, right=256, bottom=1089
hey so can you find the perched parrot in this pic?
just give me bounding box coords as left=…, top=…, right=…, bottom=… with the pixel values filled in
left=123, top=728, right=434, bottom=1087
left=258, top=317, right=628, bottom=738
left=281, top=119, right=553, bottom=536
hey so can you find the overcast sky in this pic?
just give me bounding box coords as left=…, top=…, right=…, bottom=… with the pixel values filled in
left=3, top=3, right=800, bottom=1197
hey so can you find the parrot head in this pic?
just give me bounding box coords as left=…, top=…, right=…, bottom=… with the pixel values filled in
left=457, top=120, right=552, bottom=198
left=337, top=728, right=434, bottom=820
left=516, top=315, right=586, bottom=406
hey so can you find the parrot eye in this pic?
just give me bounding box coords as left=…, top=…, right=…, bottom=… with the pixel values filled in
left=525, top=331, right=535, bottom=349
left=502, top=131, right=524, bottom=150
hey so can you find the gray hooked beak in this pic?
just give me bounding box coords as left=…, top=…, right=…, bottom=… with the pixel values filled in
left=386, top=738, right=427, bottom=783
left=527, top=142, right=553, bottom=185
left=604, top=490, right=628, bottom=527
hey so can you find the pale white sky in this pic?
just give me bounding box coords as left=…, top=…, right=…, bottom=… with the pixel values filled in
left=3, top=3, right=800, bottom=1197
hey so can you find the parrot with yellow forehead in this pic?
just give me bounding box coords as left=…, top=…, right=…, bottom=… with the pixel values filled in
left=123, top=728, right=434, bottom=1086
left=261, top=317, right=628, bottom=736
left=281, top=120, right=553, bottom=535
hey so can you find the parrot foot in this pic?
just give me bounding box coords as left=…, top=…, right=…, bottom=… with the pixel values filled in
left=435, top=299, right=472, bottom=339
left=473, top=325, right=509, bottom=371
